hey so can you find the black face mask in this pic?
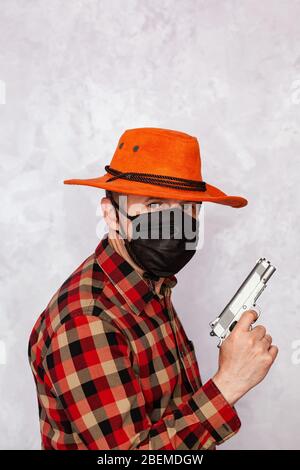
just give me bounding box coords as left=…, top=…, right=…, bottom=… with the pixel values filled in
left=110, top=197, right=200, bottom=281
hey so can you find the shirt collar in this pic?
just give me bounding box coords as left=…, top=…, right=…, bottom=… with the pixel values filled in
left=95, top=234, right=177, bottom=315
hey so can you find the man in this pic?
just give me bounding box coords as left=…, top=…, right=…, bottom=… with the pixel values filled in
left=28, top=127, right=278, bottom=450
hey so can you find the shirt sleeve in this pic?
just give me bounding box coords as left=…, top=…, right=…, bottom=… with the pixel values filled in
left=43, top=315, right=241, bottom=450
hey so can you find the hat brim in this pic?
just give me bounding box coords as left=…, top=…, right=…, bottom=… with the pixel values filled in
left=63, top=173, right=248, bottom=208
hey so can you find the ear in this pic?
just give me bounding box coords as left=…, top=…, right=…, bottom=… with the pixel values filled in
left=100, top=197, right=119, bottom=232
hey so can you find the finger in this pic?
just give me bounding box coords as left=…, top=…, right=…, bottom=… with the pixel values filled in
left=236, top=309, right=259, bottom=332
left=268, top=345, right=279, bottom=361
left=261, top=334, right=272, bottom=350
left=251, top=325, right=266, bottom=340
left=264, top=334, right=272, bottom=345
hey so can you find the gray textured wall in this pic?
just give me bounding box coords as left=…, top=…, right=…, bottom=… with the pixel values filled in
left=0, top=0, right=299, bottom=450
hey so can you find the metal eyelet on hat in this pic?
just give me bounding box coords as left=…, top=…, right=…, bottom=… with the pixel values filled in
left=119, top=142, right=124, bottom=149
left=133, top=145, right=139, bottom=152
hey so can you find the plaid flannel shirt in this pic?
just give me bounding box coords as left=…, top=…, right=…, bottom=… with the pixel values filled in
left=28, top=234, right=241, bottom=450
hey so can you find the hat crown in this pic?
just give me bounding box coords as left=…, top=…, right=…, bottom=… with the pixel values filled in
left=109, top=127, right=203, bottom=182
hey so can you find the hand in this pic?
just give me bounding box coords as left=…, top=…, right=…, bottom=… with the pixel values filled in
left=212, top=309, right=279, bottom=406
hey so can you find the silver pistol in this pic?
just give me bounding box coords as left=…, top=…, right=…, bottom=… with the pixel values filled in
left=209, top=258, right=276, bottom=347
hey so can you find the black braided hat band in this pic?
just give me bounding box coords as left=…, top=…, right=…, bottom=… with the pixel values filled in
left=105, top=165, right=206, bottom=192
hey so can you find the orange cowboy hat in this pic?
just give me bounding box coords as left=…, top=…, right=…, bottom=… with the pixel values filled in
left=64, top=127, right=248, bottom=208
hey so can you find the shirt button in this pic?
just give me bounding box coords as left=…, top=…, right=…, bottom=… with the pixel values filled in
left=179, top=349, right=185, bottom=358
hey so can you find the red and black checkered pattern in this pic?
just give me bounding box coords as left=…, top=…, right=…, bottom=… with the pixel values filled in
left=28, top=234, right=241, bottom=450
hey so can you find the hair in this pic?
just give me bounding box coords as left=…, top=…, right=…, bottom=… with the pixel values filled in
left=105, top=190, right=118, bottom=202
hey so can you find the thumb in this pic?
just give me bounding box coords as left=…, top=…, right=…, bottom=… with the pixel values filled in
left=235, top=309, right=259, bottom=332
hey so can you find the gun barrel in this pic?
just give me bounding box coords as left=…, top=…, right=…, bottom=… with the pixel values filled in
left=262, top=265, right=276, bottom=283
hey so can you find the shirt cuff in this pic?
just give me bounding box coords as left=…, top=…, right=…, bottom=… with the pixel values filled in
left=187, top=378, right=241, bottom=445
